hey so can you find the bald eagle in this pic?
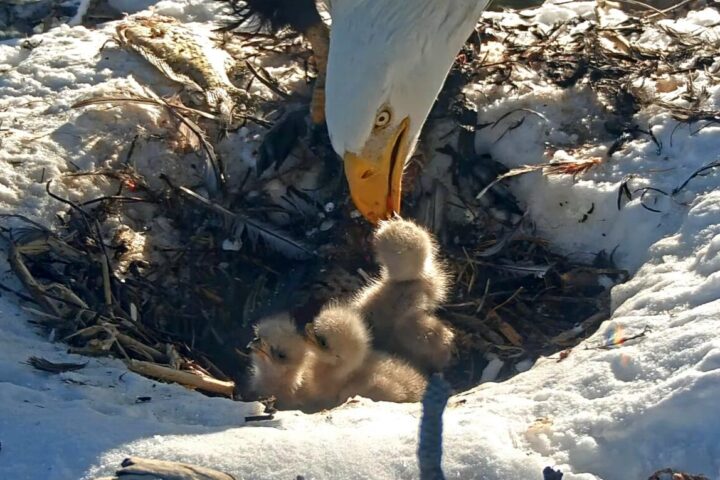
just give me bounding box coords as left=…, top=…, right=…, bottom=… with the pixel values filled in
left=231, top=0, right=492, bottom=223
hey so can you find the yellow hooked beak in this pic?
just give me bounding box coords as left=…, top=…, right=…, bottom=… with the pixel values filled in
left=343, top=117, right=410, bottom=224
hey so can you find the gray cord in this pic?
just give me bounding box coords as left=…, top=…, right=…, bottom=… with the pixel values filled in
left=418, top=374, right=452, bottom=480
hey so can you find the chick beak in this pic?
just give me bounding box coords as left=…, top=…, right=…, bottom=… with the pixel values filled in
left=247, top=337, right=270, bottom=359
left=343, top=117, right=410, bottom=224
left=303, top=323, right=318, bottom=346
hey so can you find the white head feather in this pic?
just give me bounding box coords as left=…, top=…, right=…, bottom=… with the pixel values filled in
left=324, top=0, right=490, bottom=157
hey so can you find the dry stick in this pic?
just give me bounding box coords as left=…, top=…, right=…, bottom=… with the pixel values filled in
left=475, top=159, right=601, bottom=203
left=645, top=0, right=696, bottom=19
left=101, top=253, right=112, bottom=308
left=94, top=456, right=235, bottom=480
left=604, top=0, right=667, bottom=16
left=550, top=311, right=609, bottom=346
left=7, top=242, right=63, bottom=318
left=79, top=195, right=150, bottom=207
left=475, top=279, right=492, bottom=315
left=591, top=325, right=652, bottom=350
left=45, top=180, right=116, bottom=311
left=116, top=333, right=167, bottom=363
left=27, top=356, right=87, bottom=373
left=0, top=213, right=51, bottom=232
left=125, top=359, right=235, bottom=397
left=244, top=60, right=291, bottom=99
left=487, top=287, right=524, bottom=317
left=6, top=231, right=196, bottom=389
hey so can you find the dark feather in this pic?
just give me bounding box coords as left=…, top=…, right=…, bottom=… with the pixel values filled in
left=256, top=109, right=308, bottom=173
left=219, top=0, right=322, bottom=34
left=233, top=214, right=315, bottom=260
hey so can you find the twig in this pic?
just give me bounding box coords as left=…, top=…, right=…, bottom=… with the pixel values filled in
left=608, top=0, right=667, bottom=16
left=672, top=159, right=720, bottom=195
left=645, top=0, right=695, bottom=19
left=79, top=195, right=152, bottom=207
left=245, top=61, right=291, bottom=99
left=101, top=253, right=112, bottom=308
left=488, top=286, right=524, bottom=316
left=244, top=414, right=275, bottom=422
left=590, top=325, right=651, bottom=350
left=7, top=242, right=63, bottom=318
left=125, top=359, right=235, bottom=397
left=94, top=456, right=235, bottom=480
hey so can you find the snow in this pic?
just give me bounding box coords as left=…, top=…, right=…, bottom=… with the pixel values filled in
left=0, top=292, right=262, bottom=479
left=1, top=1, right=720, bottom=480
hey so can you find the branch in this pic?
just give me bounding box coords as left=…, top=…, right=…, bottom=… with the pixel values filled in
left=125, top=359, right=235, bottom=397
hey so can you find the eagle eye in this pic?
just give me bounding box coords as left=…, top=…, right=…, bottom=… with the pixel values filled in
left=374, top=109, right=392, bottom=128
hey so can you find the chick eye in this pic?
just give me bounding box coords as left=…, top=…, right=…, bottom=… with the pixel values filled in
left=271, top=347, right=287, bottom=360
left=316, top=336, right=328, bottom=349
left=374, top=109, right=392, bottom=128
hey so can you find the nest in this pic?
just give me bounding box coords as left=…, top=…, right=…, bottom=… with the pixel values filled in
left=3, top=1, right=719, bottom=401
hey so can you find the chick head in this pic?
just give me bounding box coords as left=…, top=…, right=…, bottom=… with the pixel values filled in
left=373, top=217, right=435, bottom=281
left=305, top=303, right=370, bottom=370
left=249, top=315, right=308, bottom=373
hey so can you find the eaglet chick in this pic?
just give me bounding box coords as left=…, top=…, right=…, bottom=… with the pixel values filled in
left=354, top=217, right=455, bottom=373
left=248, top=314, right=315, bottom=411
left=306, top=303, right=427, bottom=407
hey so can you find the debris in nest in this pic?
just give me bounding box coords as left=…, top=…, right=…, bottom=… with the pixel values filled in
left=473, top=158, right=604, bottom=202
left=672, top=159, right=720, bottom=195
left=550, top=311, right=609, bottom=347
left=92, top=456, right=235, bottom=480
left=555, top=349, right=572, bottom=363
left=468, top=1, right=720, bottom=161
left=26, top=356, right=88, bottom=374
left=1, top=214, right=237, bottom=398
left=244, top=414, right=274, bottom=422
left=110, top=226, right=146, bottom=279
left=126, top=359, right=236, bottom=397
left=173, top=184, right=315, bottom=259
left=647, top=468, right=710, bottom=480
left=590, top=324, right=652, bottom=350
left=115, top=15, right=250, bottom=125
